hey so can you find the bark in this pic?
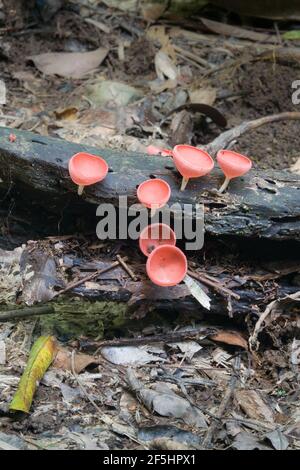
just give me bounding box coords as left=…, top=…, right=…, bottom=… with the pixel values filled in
left=0, top=127, right=299, bottom=242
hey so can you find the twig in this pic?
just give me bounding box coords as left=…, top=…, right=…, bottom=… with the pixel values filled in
left=0, top=259, right=127, bottom=322
left=206, top=112, right=300, bottom=156
left=249, top=291, right=300, bottom=351
left=52, top=259, right=124, bottom=298
left=116, top=255, right=138, bottom=281
left=173, top=45, right=214, bottom=69
left=94, top=326, right=217, bottom=353
left=187, top=270, right=240, bottom=300
left=0, top=305, right=54, bottom=322
left=201, top=356, right=241, bottom=449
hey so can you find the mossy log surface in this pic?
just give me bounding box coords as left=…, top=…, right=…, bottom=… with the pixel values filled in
left=0, top=127, right=299, bottom=242
left=0, top=279, right=296, bottom=338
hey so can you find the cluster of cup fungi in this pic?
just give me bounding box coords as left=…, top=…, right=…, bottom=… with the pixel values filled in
left=68, top=144, right=252, bottom=296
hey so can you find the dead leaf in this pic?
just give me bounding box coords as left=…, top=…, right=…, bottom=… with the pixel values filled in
left=53, top=347, right=99, bottom=374
left=55, top=107, right=78, bottom=121
left=101, top=345, right=165, bottom=365
left=0, top=80, right=6, bottom=105
left=20, top=249, right=59, bottom=305
left=189, top=87, right=217, bottom=106
left=10, top=336, right=57, bottom=413
left=147, top=25, right=170, bottom=48
left=29, top=48, right=109, bottom=78
left=170, top=110, right=193, bottom=146
left=249, top=292, right=300, bottom=350
left=209, top=331, right=248, bottom=350
left=167, top=341, right=202, bottom=359
left=290, top=158, right=300, bottom=174
left=291, top=338, right=300, bottom=366
left=0, top=340, right=6, bottom=365
left=265, top=430, right=289, bottom=450
left=126, top=369, right=207, bottom=428
left=184, top=275, right=211, bottom=310
left=141, top=1, right=168, bottom=21
left=86, top=80, right=142, bottom=107
left=155, top=50, right=178, bottom=81
left=235, top=390, right=275, bottom=424
left=232, top=431, right=271, bottom=450
left=149, top=78, right=177, bottom=93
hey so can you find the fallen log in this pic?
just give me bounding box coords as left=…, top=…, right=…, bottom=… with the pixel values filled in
left=0, top=242, right=298, bottom=338
left=0, top=125, right=299, bottom=242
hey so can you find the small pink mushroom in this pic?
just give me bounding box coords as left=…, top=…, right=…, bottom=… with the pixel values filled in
left=172, top=145, right=214, bottom=191
left=217, top=150, right=252, bottom=193
left=137, top=178, right=171, bottom=217
left=139, top=223, right=176, bottom=256
left=68, top=152, right=108, bottom=195
left=146, top=245, right=187, bottom=287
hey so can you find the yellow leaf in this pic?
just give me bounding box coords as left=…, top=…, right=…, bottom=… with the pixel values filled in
left=10, top=336, right=57, bottom=413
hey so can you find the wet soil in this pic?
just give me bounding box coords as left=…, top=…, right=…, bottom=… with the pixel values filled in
left=215, top=61, right=300, bottom=169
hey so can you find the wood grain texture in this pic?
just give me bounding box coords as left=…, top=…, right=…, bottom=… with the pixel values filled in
left=0, top=126, right=299, bottom=241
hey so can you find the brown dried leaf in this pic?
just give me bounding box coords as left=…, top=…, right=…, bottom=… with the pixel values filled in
left=55, top=107, right=78, bottom=121
left=209, top=331, right=248, bottom=350
left=189, top=87, right=217, bottom=106
left=29, top=48, right=109, bottom=78
left=155, top=50, right=178, bottom=81
left=53, top=347, right=99, bottom=374
left=235, top=390, right=275, bottom=423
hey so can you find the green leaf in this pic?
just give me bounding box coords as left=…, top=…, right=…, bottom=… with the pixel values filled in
left=283, top=30, right=300, bottom=40
left=10, top=336, right=57, bottom=413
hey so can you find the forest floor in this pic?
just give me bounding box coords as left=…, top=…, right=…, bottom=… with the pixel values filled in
left=0, top=0, right=300, bottom=451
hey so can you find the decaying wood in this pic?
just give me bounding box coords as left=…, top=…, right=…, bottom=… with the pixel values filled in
left=0, top=123, right=299, bottom=242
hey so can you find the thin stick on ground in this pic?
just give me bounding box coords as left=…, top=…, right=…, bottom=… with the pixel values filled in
left=0, top=305, right=54, bottom=322
left=94, top=325, right=217, bottom=352
left=201, top=355, right=241, bottom=449
left=116, top=255, right=138, bottom=281
left=187, top=270, right=240, bottom=300
left=52, top=259, right=126, bottom=298
left=205, top=112, right=300, bottom=156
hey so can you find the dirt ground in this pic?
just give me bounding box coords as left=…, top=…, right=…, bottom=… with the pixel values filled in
left=0, top=0, right=300, bottom=452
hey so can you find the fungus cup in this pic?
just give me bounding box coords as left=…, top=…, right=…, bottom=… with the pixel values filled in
left=145, top=244, right=211, bottom=309
left=217, top=149, right=252, bottom=193
left=172, top=145, right=214, bottom=191
left=137, top=178, right=171, bottom=217
left=139, top=223, right=176, bottom=257
left=146, top=245, right=187, bottom=287
left=68, top=152, right=108, bottom=195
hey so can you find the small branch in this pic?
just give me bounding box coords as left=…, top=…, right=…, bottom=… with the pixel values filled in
left=116, top=255, right=138, bottom=281
left=52, top=259, right=125, bottom=298
left=187, top=270, right=240, bottom=300
left=0, top=305, right=54, bottom=322
left=95, top=325, right=217, bottom=353
left=206, top=112, right=300, bottom=156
